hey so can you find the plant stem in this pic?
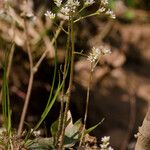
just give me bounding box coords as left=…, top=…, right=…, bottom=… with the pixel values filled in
left=17, top=19, right=34, bottom=136
left=79, top=64, right=93, bottom=148
left=0, top=12, right=16, bottom=104
left=74, top=12, right=98, bottom=23
left=55, top=19, right=71, bottom=147
left=58, top=13, right=75, bottom=150
left=17, top=20, right=65, bottom=136
left=33, top=21, right=65, bottom=72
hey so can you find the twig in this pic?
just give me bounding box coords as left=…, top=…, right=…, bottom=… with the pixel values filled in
left=17, top=19, right=34, bottom=136
left=58, top=14, right=75, bottom=150
left=74, top=12, right=98, bottom=23
left=55, top=20, right=71, bottom=147
left=17, top=18, right=65, bottom=136
left=79, top=64, right=93, bottom=148
left=33, top=20, right=65, bottom=72
left=6, top=44, right=15, bottom=79
left=0, top=43, right=15, bottom=104
left=99, top=21, right=114, bottom=43
left=0, top=8, right=16, bottom=104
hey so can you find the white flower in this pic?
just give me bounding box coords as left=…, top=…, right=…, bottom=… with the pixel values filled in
left=100, top=136, right=113, bottom=150
left=74, top=0, right=80, bottom=6
left=105, top=9, right=116, bottom=19
left=101, top=0, right=108, bottom=5
left=108, top=146, right=114, bottom=150
left=105, top=9, right=111, bottom=15
left=30, top=129, right=41, bottom=136
left=98, top=7, right=106, bottom=13
left=67, top=0, right=80, bottom=7
left=54, top=0, right=62, bottom=7
left=67, top=0, right=80, bottom=12
left=100, top=142, right=109, bottom=149
left=85, top=0, right=95, bottom=6
left=101, top=47, right=111, bottom=55
left=101, top=136, right=110, bottom=143
left=60, top=6, right=70, bottom=15
left=87, top=46, right=111, bottom=63
left=60, top=0, right=80, bottom=16
left=57, top=13, right=69, bottom=20
left=45, top=10, right=55, bottom=19
left=87, top=47, right=101, bottom=63
left=110, top=13, right=116, bottom=19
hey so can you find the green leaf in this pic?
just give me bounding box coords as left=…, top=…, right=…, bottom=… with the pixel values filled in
left=50, top=119, right=59, bottom=138
left=84, top=118, right=104, bottom=135
left=26, top=138, right=54, bottom=150
left=65, top=119, right=82, bottom=139
left=64, top=118, right=82, bottom=148
left=2, top=66, right=12, bottom=135
left=63, top=136, right=78, bottom=148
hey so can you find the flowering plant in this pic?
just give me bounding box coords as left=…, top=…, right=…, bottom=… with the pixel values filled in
left=44, top=0, right=115, bottom=149
left=0, top=0, right=116, bottom=149
left=45, top=0, right=116, bottom=20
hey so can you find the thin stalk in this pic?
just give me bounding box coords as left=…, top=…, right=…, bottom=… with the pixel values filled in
left=0, top=44, right=15, bottom=104
left=74, top=12, right=98, bottom=23
left=6, top=43, right=15, bottom=79
left=58, top=14, right=75, bottom=150
left=17, top=19, right=34, bottom=136
left=79, top=64, right=93, bottom=148
left=77, top=4, right=95, bottom=15
left=18, top=15, right=65, bottom=137
left=24, top=73, right=63, bottom=143
left=55, top=19, right=71, bottom=147
left=2, top=66, right=13, bottom=150
left=77, top=5, right=86, bottom=14
left=0, top=13, right=16, bottom=104
left=23, top=54, right=70, bottom=143
left=33, top=20, right=65, bottom=72
left=2, top=68, right=7, bottom=131
left=42, top=36, right=58, bottom=112
left=53, top=21, right=68, bottom=35
left=19, top=20, right=65, bottom=142
left=6, top=8, right=16, bottom=79
left=74, top=51, right=87, bottom=57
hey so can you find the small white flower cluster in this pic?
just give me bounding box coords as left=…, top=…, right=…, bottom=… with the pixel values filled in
left=54, top=0, right=62, bottom=7
left=60, top=7, right=70, bottom=16
left=85, top=0, right=95, bottom=6
left=44, top=0, right=116, bottom=20
left=31, top=129, right=41, bottom=137
left=98, top=7, right=106, bottom=13
left=45, top=0, right=80, bottom=20
left=87, top=47, right=101, bottom=63
left=105, top=9, right=116, bottom=19
left=101, top=0, right=108, bottom=5
left=45, top=10, right=56, bottom=19
left=87, top=46, right=111, bottom=63
left=61, top=0, right=80, bottom=16
left=100, top=136, right=114, bottom=150
left=97, top=0, right=116, bottom=19
left=68, top=0, right=80, bottom=8
left=101, top=46, right=111, bottom=55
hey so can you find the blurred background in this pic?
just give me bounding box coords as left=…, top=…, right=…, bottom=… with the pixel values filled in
left=0, top=0, right=150, bottom=149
